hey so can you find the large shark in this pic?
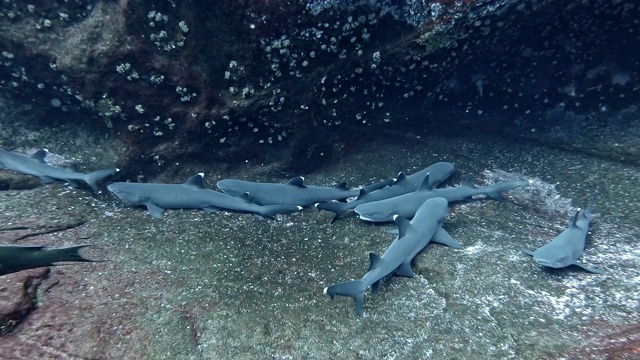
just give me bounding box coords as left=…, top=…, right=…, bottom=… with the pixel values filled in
left=0, top=244, right=97, bottom=276
left=324, top=197, right=461, bottom=315
left=316, top=161, right=455, bottom=222
left=108, top=173, right=302, bottom=219
left=216, top=176, right=392, bottom=207
left=0, top=148, right=118, bottom=192
left=355, top=176, right=531, bottom=222
left=521, top=200, right=604, bottom=273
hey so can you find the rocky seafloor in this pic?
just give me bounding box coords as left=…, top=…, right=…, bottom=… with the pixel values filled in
left=0, top=134, right=638, bottom=359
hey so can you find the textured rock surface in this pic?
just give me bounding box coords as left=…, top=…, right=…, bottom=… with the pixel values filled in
left=1, top=1, right=638, bottom=175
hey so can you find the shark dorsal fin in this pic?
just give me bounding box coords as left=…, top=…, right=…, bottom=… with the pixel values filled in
left=368, top=252, right=381, bottom=271
left=417, top=173, right=433, bottom=191
left=393, top=215, right=413, bottom=238
left=287, top=176, right=306, bottom=188
left=355, top=188, right=368, bottom=201
left=239, top=192, right=253, bottom=203
left=462, top=178, right=477, bottom=189
left=569, top=211, right=580, bottom=228
left=31, top=149, right=48, bottom=163
left=392, top=172, right=407, bottom=185
left=184, top=173, right=206, bottom=188
left=334, top=182, right=348, bottom=190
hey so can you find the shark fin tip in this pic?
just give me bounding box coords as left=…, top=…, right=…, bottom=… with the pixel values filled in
left=197, top=172, right=204, bottom=177
left=323, top=287, right=328, bottom=294
left=392, top=214, right=398, bottom=220
left=297, top=206, right=303, bottom=210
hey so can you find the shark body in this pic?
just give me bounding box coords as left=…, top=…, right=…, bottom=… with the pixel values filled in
left=521, top=200, right=604, bottom=273
left=216, top=176, right=391, bottom=207
left=0, top=244, right=96, bottom=276
left=108, top=173, right=302, bottom=219
left=324, top=197, right=461, bottom=315
left=315, top=161, right=455, bottom=222
left=0, top=148, right=118, bottom=192
left=355, top=177, right=531, bottom=222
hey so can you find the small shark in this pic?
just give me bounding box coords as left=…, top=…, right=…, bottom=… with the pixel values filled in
left=521, top=200, right=604, bottom=273
left=324, top=197, right=461, bottom=315
left=355, top=176, right=531, bottom=222
left=216, top=176, right=392, bottom=207
left=0, top=244, right=97, bottom=276
left=108, top=173, right=303, bottom=219
left=0, top=148, right=118, bottom=192
left=316, top=161, right=455, bottom=222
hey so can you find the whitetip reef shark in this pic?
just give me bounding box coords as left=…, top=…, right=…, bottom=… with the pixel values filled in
left=0, top=244, right=97, bottom=276
left=355, top=175, right=532, bottom=222
left=108, top=173, right=303, bottom=219
left=521, top=200, right=604, bottom=273
left=0, top=148, right=118, bottom=192
left=216, top=176, right=392, bottom=207
left=324, top=197, right=462, bottom=316
left=315, top=161, right=455, bottom=222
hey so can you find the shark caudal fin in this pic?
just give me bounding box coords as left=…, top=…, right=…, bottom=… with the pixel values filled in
left=83, top=168, right=119, bottom=192
left=484, top=179, right=529, bottom=201
left=258, top=205, right=303, bottom=218
left=51, top=244, right=99, bottom=264
left=324, top=280, right=367, bottom=316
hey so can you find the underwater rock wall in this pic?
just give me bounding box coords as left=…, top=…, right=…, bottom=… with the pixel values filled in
left=0, top=0, right=638, bottom=174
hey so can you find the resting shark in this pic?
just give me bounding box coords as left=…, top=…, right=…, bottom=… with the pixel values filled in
left=0, top=148, right=118, bottom=192
left=355, top=176, right=531, bottom=222
left=108, top=173, right=303, bottom=219
left=216, top=176, right=392, bottom=207
left=316, top=161, right=455, bottom=222
left=521, top=200, right=604, bottom=273
left=0, top=244, right=97, bottom=276
left=324, top=197, right=461, bottom=315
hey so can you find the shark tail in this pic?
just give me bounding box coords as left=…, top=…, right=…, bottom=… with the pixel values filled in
left=50, top=244, right=98, bottom=264
left=324, top=280, right=367, bottom=316
left=485, top=179, right=529, bottom=201
left=315, top=202, right=351, bottom=223
left=257, top=205, right=302, bottom=218
left=83, top=167, right=119, bottom=192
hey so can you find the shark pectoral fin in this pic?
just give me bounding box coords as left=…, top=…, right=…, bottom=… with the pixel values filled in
left=573, top=262, right=605, bottom=274
left=371, top=279, right=383, bottom=294
left=520, top=248, right=535, bottom=256
left=395, top=262, right=415, bottom=278
left=39, top=175, right=56, bottom=184
left=203, top=206, right=222, bottom=213
left=145, top=203, right=165, bottom=219
left=432, top=227, right=463, bottom=249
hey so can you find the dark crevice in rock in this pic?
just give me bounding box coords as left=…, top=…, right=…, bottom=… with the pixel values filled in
left=0, top=270, right=49, bottom=335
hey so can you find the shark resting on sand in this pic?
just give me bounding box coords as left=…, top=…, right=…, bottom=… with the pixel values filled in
left=521, top=200, right=604, bottom=273
left=216, top=176, right=393, bottom=207
left=0, top=244, right=97, bottom=276
left=324, top=197, right=462, bottom=315
left=108, top=173, right=303, bottom=219
left=0, top=148, right=118, bottom=192
left=316, top=161, right=455, bottom=222
left=355, top=175, right=531, bottom=222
